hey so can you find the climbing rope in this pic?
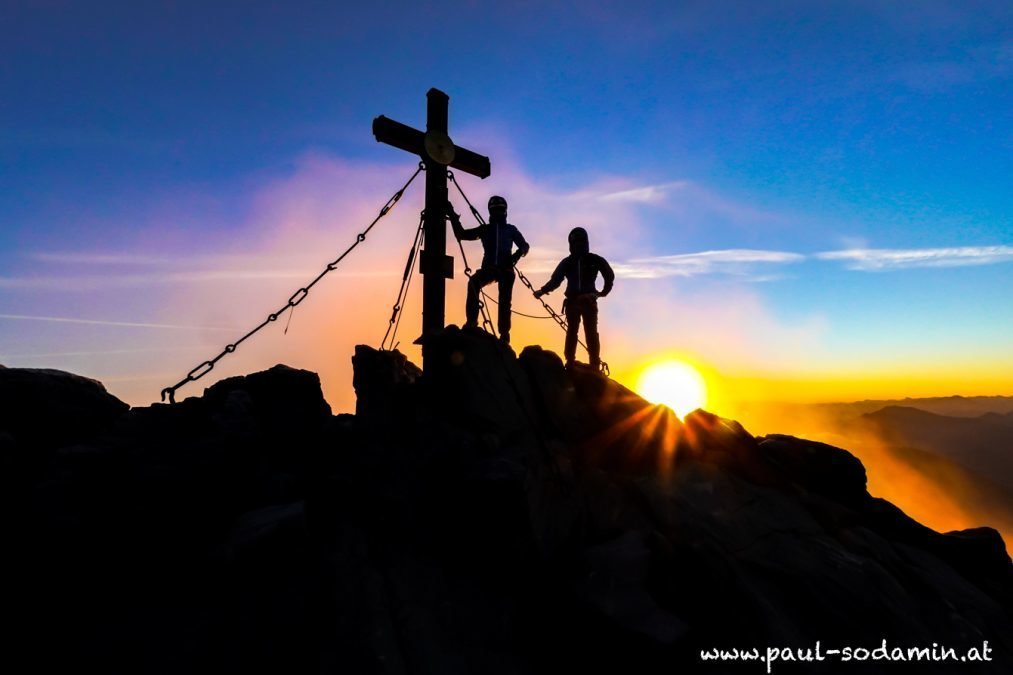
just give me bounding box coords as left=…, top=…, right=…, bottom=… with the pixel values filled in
left=447, top=170, right=609, bottom=375
left=159, top=162, right=425, bottom=403
left=380, top=211, right=426, bottom=351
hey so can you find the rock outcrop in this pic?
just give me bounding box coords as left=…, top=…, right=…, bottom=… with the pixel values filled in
left=3, top=330, right=1010, bottom=674
left=0, top=365, right=128, bottom=452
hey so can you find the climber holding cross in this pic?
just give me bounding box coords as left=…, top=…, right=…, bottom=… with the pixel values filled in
left=446, top=196, right=530, bottom=345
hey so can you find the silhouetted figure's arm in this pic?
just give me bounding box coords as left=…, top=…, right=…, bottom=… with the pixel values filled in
left=511, top=226, right=530, bottom=263
left=534, top=259, right=568, bottom=298
left=447, top=202, right=483, bottom=241
left=598, top=256, right=615, bottom=297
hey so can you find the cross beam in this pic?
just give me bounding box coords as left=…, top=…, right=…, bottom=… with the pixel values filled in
left=372, top=88, right=490, bottom=366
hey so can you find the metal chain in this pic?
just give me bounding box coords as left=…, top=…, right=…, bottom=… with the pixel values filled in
left=159, top=162, right=425, bottom=403
left=447, top=171, right=608, bottom=375
left=513, top=267, right=572, bottom=333
left=478, top=293, right=554, bottom=319
left=381, top=210, right=426, bottom=351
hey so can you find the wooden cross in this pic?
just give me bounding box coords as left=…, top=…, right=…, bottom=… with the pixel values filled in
left=373, top=88, right=490, bottom=367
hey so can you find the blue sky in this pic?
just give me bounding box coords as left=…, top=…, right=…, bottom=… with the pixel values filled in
left=2, top=1, right=1011, bottom=409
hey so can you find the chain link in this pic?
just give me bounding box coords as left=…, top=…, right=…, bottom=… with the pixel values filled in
left=478, top=292, right=553, bottom=319
left=159, top=163, right=425, bottom=403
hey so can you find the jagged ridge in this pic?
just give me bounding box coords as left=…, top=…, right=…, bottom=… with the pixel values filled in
left=2, top=328, right=1010, bottom=674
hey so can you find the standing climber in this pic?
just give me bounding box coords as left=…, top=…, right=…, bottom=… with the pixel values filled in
left=533, top=227, right=614, bottom=370
left=447, top=196, right=529, bottom=345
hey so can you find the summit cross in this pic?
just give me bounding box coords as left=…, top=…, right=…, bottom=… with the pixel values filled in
left=372, top=88, right=491, bottom=367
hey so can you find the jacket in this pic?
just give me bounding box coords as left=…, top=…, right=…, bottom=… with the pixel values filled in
left=541, top=253, right=615, bottom=298
left=540, top=227, right=615, bottom=298
left=452, top=217, right=529, bottom=268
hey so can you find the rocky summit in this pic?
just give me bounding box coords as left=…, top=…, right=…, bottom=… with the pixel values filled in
left=2, top=329, right=1011, bottom=674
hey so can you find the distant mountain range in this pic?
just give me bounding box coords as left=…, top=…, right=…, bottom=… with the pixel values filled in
left=811, top=395, right=1013, bottom=419
left=860, top=406, right=1013, bottom=490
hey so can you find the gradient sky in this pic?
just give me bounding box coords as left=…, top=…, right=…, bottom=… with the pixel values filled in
left=2, top=1, right=1011, bottom=412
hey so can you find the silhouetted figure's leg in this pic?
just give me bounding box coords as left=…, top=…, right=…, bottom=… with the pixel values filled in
left=564, top=298, right=581, bottom=366
left=497, top=268, right=515, bottom=343
left=583, top=297, right=601, bottom=369
left=466, top=267, right=495, bottom=328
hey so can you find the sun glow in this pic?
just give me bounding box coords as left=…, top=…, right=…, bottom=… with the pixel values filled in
left=636, top=360, right=708, bottom=419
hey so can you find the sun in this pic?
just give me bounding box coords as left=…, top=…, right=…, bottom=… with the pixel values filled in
left=636, top=360, right=708, bottom=419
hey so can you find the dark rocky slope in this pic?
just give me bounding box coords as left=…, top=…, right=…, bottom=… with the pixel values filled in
left=2, top=330, right=1010, bottom=674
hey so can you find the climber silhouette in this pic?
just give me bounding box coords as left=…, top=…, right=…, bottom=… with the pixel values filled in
left=534, top=227, right=614, bottom=370
left=447, top=196, right=529, bottom=345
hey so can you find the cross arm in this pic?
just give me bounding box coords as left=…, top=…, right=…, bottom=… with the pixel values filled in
left=449, top=146, right=490, bottom=179
left=372, top=115, right=491, bottom=179
left=372, top=115, right=425, bottom=156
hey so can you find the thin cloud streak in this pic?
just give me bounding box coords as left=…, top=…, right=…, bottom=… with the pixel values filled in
left=615, top=249, right=805, bottom=279
left=0, top=346, right=202, bottom=359
left=817, top=246, right=1013, bottom=271
left=20, top=245, right=1013, bottom=291
left=594, top=181, right=690, bottom=204
left=0, top=313, right=236, bottom=331
left=29, top=251, right=299, bottom=267
left=0, top=269, right=360, bottom=291
left=31, top=252, right=184, bottom=265
left=569, top=179, right=783, bottom=226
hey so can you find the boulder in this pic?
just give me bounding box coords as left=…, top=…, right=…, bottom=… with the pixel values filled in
left=758, top=433, right=868, bottom=505
left=202, top=363, right=332, bottom=430
left=351, top=345, right=420, bottom=426
left=0, top=366, right=128, bottom=451
left=411, top=327, right=538, bottom=438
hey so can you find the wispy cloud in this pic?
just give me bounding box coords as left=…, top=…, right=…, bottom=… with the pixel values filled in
left=568, top=179, right=784, bottom=227
left=586, top=244, right=1013, bottom=279
left=593, top=181, right=689, bottom=204
left=615, top=249, right=805, bottom=279
left=17, top=246, right=406, bottom=291
left=0, top=313, right=236, bottom=331
left=0, top=346, right=203, bottom=359
left=0, top=270, right=312, bottom=291
left=816, top=246, right=1013, bottom=271
left=29, top=252, right=182, bottom=265
left=28, top=251, right=288, bottom=267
